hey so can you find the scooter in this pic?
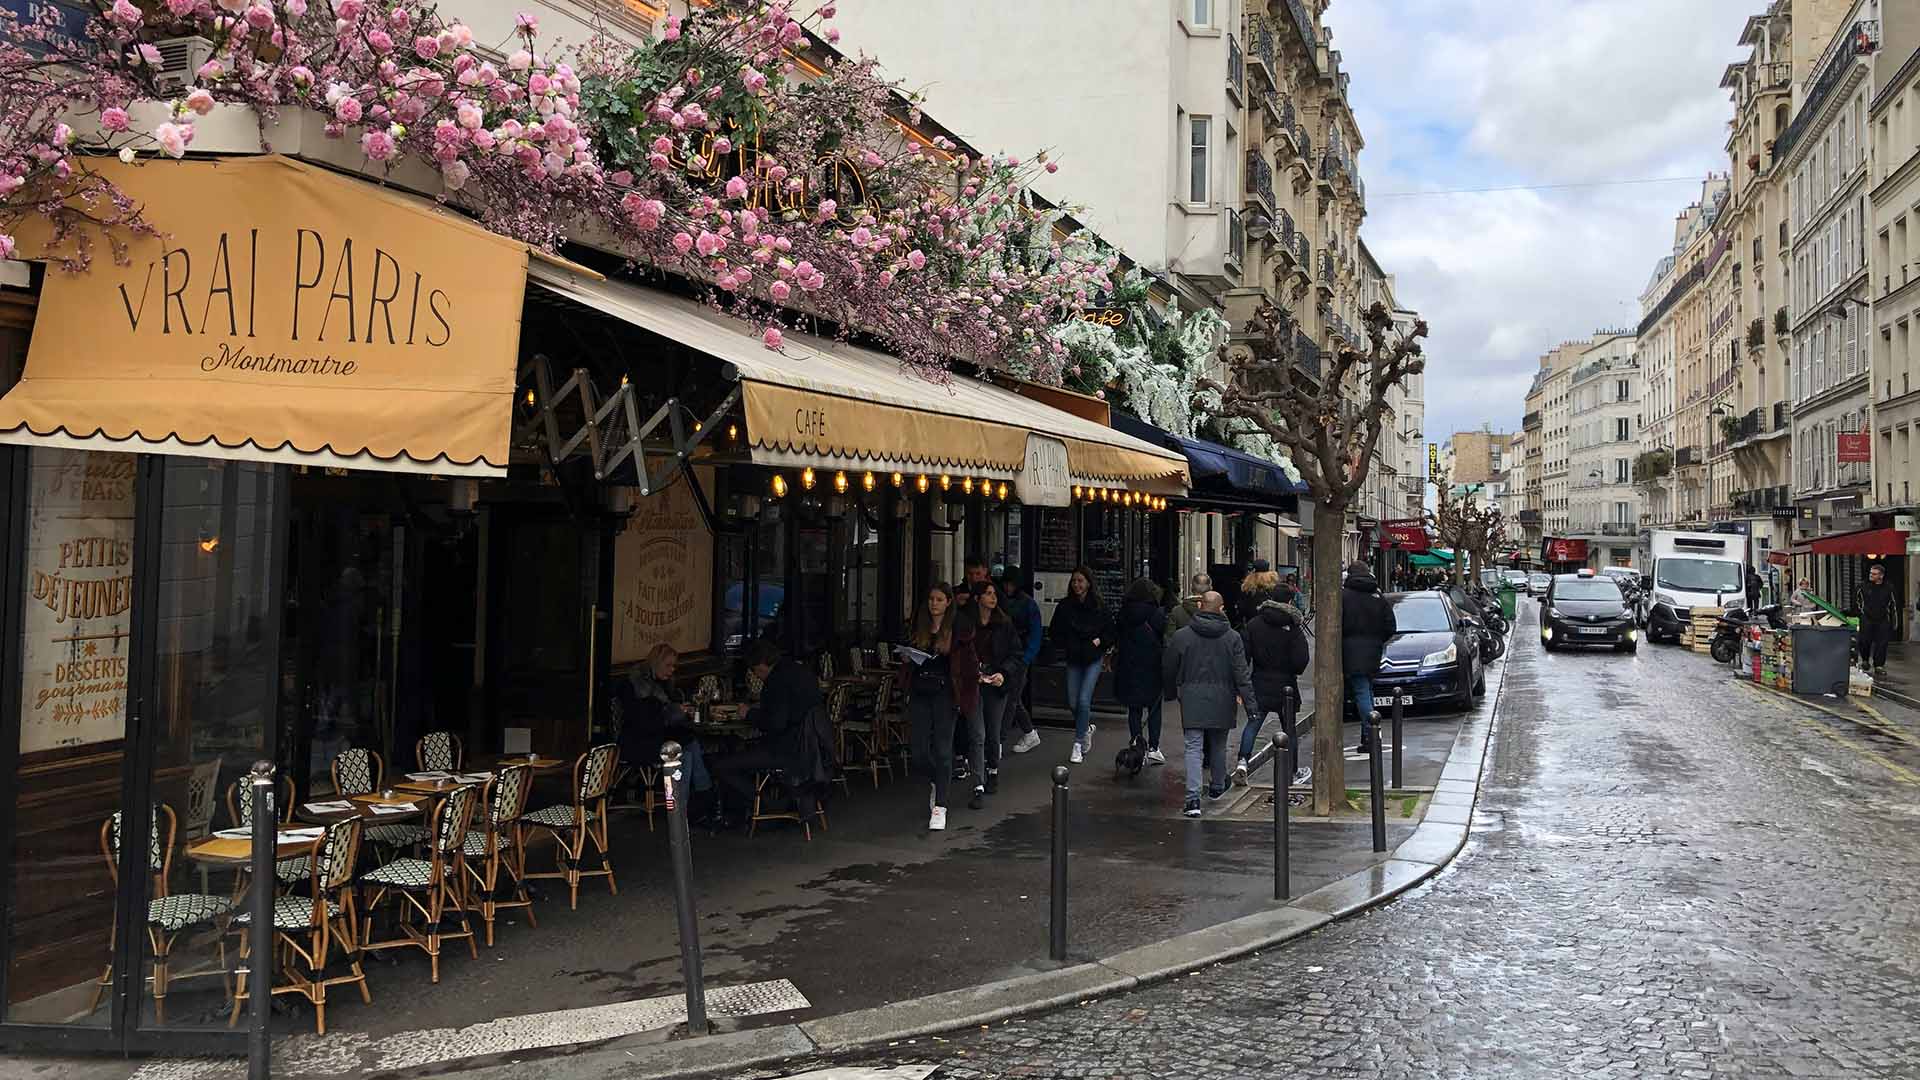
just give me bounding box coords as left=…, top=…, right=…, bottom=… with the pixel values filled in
left=1708, top=604, right=1785, bottom=664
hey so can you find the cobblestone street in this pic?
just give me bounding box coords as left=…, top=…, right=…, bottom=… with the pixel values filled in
left=831, top=609, right=1920, bottom=1079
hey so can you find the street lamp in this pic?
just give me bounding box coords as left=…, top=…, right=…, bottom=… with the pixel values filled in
left=1826, top=297, right=1868, bottom=320
left=1245, top=211, right=1274, bottom=241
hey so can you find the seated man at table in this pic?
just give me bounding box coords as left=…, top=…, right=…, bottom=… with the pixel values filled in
left=710, top=640, right=827, bottom=827
left=614, top=644, right=724, bottom=827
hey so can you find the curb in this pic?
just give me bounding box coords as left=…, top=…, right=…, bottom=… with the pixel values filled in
left=456, top=655, right=1510, bottom=1080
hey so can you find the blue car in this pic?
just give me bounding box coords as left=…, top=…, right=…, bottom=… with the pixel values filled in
left=1369, top=591, right=1485, bottom=713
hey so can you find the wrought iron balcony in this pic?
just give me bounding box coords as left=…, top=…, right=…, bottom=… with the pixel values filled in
left=1317, top=251, right=1336, bottom=291
left=1600, top=522, right=1636, bottom=537
left=1675, top=446, right=1701, bottom=468
left=1284, top=0, right=1318, bottom=55
left=1227, top=34, right=1245, bottom=103
left=1244, top=150, right=1277, bottom=214
left=1293, top=331, right=1323, bottom=381
left=1246, top=16, right=1277, bottom=86
left=1517, top=509, right=1542, bottom=526
left=1776, top=20, right=1879, bottom=160
left=1226, top=205, right=1245, bottom=271
left=1275, top=208, right=1298, bottom=266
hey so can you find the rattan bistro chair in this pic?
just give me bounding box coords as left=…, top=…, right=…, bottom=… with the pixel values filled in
left=229, top=817, right=369, bottom=1034
left=89, top=805, right=232, bottom=1024
left=359, top=784, right=480, bottom=983
left=523, top=744, right=620, bottom=910
left=416, top=730, right=465, bottom=773
left=224, top=776, right=308, bottom=886
left=462, top=764, right=537, bottom=946
left=333, top=747, right=426, bottom=850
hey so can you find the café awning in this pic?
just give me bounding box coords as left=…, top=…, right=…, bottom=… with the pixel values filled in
left=1108, top=411, right=1302, bottom=506
left=0, top=156, right=539, bottom=476
left=527, top=265, right=1190, bottom=496
left=1808, top=527, right=1908, bottom=557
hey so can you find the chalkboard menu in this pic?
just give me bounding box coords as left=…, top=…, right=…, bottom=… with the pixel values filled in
left=1036, top=507, right=1077, bottom=574
left=1083, top=508, right=1128, bottom=611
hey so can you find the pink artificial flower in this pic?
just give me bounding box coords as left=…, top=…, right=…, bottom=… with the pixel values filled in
left=610, top=169, right=633, bottom=186
left=442, top=159, right=471, bottom=189
left=514, top=11, right=539, bottom=34
left=770, top=280, right=791, bottom=302
left=154, top=121, right=190, bottom=158
left=861, top=148, right=883, bottom=168
left=906, top=249, right=926, bottom=271
left=367, top=28, right=393, bottom=52
left=713, top=137, right=733, bottom=155
left=456, top=101, right=483, bottom=129
left=671, top=232, right=694, bottom=255
left=100, top=107, right=130, bottom=132
left=762, top=327, right=783, bottom=350
left=215, top=0, right=244, bottom=11
left=816, top=199, right=836, bottom=221
left=184, top=88, right=215, bottom=115
left=849, top=225, right=872, bottom=246
left=767, top=164, right=788, bottom=184
left=166, top=0, right=195, bottom=15
left=724, top=175, right=749, bottom=200
left=387, top=7, right=410, bottom=29
left=820, top=3, right=836, bottom=15
left=334, top=95, right=362, bottom=123
left=360, top=129, right=396, bottom=160
left=528, top=72, right=551, bottom=95
left=681, top=103, right=706, bottom=126
left=826, top=27, right=840, bottom=43
left=414, top=35, right=440, bottom=59
left=136, top=43, right=163, bottom=66
left=877, top=271, right=894, bottom=287
left=1046, top=161, right=1059, bottom=173
left=108, top=0, right=141, bottom=27
left=741, top=68, right=767, bottom=94
left=695, top=230, right=725, bottom=257
left=663, top=19, right=681, bottom=41
left=242, top=2, right=271, bottom=29
left=285, top=0, right=306, bottom=15
left=507, top=49, right=532, bottom=72
left=336, top=0, right=362, bottom=17
left=649, top=152, right=671, bottom=172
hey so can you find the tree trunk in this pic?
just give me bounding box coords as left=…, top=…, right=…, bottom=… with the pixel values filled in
left=1451, top=548, right=1463, bottom=585
left=1469, top=546, right=1483, bottom=584
left=1309, top=514, right=1346, bottom=816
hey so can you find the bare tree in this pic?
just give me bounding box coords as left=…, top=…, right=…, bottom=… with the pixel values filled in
left=1203, top=301, right=1427, bottom=815
left=1429, top=462, right=1506, bottom=584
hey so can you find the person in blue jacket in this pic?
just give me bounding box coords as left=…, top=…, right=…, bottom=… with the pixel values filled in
left=998, top=566, right=1046, bottom=754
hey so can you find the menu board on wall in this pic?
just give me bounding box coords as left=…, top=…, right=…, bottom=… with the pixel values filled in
left=19, top=448, right=135, bottom=755
left=1084, top=509, right=1128, bottom=612
left=1035, top=508, right=1077, bottom=574
left=611, top=467, right=715, bottom=663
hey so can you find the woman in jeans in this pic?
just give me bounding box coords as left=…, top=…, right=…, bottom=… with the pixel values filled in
left=968, top=581, right=1019, bottom=807
left=904, top=583, right=958, bottom=830
left=1048, top=566, right=1113, bottom=764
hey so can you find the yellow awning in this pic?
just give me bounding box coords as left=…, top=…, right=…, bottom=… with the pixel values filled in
left=0, top=156, right=534, bottom=475
left=528, top=265, right=1189, bottom=495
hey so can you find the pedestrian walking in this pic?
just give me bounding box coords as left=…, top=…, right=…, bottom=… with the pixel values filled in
left=966, top=580, right=1018, bottom=806
left=1237, top=592, right=1310, bottom=785
left=1113, top=578, right=1168, bottom=765
left=1746, top=567, right=1763, bottom=613
left=1166, top=573, right=1210, bottom=641
left=1162, top=591, right=1257, bottom=818
left=1857, top=563, right=1899, bottom=677
left=1790, top=577, right=1818, bottom=612
left=999, top=567, right=1045, bottom=753
left=1236, top=560, right=1280, bottom=629
left=903, top=583, right=959, bottom=830
left=950, top=554, right=991, bottom=782
left=1049, top=565, right=1113, bottom=764
left=1340, top=561, right=1397, bottom=752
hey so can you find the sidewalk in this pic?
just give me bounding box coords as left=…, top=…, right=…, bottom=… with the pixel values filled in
left=0, top=651, right=1495, bottom=1080
left=1869, top=640, right=1920, bottom=710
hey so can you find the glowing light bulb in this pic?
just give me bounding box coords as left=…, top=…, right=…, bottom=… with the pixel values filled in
left=833, top=471, right=849, bottom=494
left=997, top=482, right=1009, bottom=500
left=801, top=466, right=816, bottom=490
left=862, top=471, right=876, bottom=492
left=962, top=476, right=974, bottom=495
left=891, top=471, right=904, bottom=487
left=915, top=474, right=930, bottom=493
left=771, top=474, right=789, bottom=498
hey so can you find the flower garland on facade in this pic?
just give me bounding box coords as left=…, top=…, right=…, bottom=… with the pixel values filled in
left=0, top=0, right=1114, bottom=380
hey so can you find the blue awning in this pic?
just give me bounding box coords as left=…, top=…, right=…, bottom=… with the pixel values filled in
left=1110, top=413, right=1306, bottom=502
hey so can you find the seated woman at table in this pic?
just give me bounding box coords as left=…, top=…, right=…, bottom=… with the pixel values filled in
left=709, top=640, right=825, bottom=827
left=614, top=644, right=723, bottom=826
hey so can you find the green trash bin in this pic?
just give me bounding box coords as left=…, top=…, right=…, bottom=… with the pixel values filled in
left=1498, top=584, right=1517, bottom=621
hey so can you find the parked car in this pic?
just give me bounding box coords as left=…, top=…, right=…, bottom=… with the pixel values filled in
left=1527, top=571, right=1551, bottom=595
left=1502, top=570, right=1530, bottom=592
left=1370, top=590, right=1486, bottom=712
left=1541, top=571, right=1638, bottom=653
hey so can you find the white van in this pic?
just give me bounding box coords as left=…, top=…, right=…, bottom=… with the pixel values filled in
left=1643, top=530, right=1748, bottom=644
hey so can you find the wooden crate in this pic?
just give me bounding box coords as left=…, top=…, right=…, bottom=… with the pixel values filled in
left=1687, top=608, right=1724, bottom=653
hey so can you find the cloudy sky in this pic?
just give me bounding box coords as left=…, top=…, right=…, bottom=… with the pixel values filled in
left=1327, top=0, right=1755, bottom=443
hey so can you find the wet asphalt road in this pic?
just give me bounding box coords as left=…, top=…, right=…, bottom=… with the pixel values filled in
left=823, top=606, right=1920, bottom=1079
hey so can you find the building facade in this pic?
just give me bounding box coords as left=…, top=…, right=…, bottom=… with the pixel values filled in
left=1566, top=334, right=1644, bottom=566
left=1870, top=35, right=1920, bottom=516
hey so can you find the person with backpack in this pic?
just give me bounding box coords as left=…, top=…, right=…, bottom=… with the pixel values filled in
left=1236, top=592, right=1311, bottom=786
left=1113, top=578, right=1168, bottom=765
left=998, top=567, right=1045, bottom=754
left=1162, top=591, right=1258, bottom=818
left=1049, top=565, right=1114, bottom=765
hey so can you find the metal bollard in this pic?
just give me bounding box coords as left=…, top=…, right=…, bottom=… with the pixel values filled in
left=245, top=761, right=275, bottom=1080
left=1391, top=692, right=1405, bottom=790
left=1368, top=722, right=1387, bottom=853
left=1283, top=685, right=1299, bottom=780
left=1049, top=765, right=1069, bottom=962
left=660, top=742, right=708, bottom=1035
left=1271, top=733, right=1289, bottom=901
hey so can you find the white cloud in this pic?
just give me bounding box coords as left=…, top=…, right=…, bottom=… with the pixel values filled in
left=1329, top=0, right=1754, bottom=441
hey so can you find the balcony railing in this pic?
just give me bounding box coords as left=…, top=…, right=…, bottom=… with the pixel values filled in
left=1227, top=34, right=1245, bottom=102
left=1523, top=410, right=1541, bottom=429
left=1293, top=331, right=1322, bottom=381
left=1244, top=150, right=1276, bottom=214
left=1776, top=20, right=1879, bottom=161
left=1600, top=522, right=1636, bottom=536
left=1295, top=234, right=1310, bottom=272
left=1284, top=0, right=1318, bottom=56
left=1675, top=446, right=1701, bottom=468
left=1517, top=510, right=1542, bottom=526
left=1276, top=208, right=1297, bottom=255
left=1317, top=251, right=1335, bottom=288
left=1758, top=60, right=1791, bottom=91
left=1773, top=400, right=1789, bottom=430
left=1226, top=205, right=1245, bottom=271
left=1247, top=16, right=1277, bottom=84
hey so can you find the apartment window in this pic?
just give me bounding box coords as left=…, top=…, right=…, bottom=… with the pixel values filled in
left=1190, top=0, right=1212, bottom=28
left=1615, top=417, right=1630, bottom=442
left=1614, top=501, right=1630, bottom=523
left=1188, top=116, right=1210, bottom=205
left=1615, top=459, right=1629, bottom=483
left=1616, top=378, right=1630, bottom=401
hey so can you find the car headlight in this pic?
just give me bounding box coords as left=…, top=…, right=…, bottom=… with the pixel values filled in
left=1422, top=642, right=1457, bottom=667
left=1654, top=591, right=1677, bottom=607
left=1627, top=628, right=1637, bottom=642
left=1541, top=625, right=1554, bottom=640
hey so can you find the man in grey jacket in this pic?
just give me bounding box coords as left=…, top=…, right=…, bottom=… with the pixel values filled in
left=1163, top=591, right=1258, bottom=818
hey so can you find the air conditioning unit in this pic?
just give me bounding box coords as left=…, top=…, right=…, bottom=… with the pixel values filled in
left=153, top=37, right=214, bottom=93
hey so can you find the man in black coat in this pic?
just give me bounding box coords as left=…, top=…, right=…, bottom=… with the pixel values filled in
left=711, top=641, right=826, bottom=825
left=1238, top=597, right=1310, bottom=785
left=1340, top=562, right=1397, bottom=752
left=1857, top=563, right=1900, bottom=677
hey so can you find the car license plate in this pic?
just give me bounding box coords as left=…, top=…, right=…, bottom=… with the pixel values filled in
left=1577, top=626, right=1610, bottom=635
left=1395, top=694, right=1414, bottom=705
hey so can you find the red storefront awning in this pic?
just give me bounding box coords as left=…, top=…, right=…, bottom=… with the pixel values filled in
left=1377, top=519, right=1430, bottom=552
left=1808, top=527, right=1908, bottom=556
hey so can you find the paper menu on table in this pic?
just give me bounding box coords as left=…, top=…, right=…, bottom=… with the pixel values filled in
left=405, top=771, right=453, bottom=781
left=304, top=801, right=354, bottom=814
left=368, top=804, right=416, bottom=815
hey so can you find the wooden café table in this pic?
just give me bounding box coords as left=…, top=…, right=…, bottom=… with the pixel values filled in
left=185, top=825, right=329, bottom=865
left=293, top=792, right=430, bottom=827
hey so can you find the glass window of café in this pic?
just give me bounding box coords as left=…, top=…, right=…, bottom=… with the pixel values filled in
left=2, top=447, right=286, bottom=1050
